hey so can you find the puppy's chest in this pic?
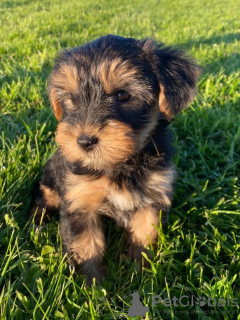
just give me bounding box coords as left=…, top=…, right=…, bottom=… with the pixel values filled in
left=64, top=173, right=143, bottom=215
left=64, top=168, right=174, bottom=220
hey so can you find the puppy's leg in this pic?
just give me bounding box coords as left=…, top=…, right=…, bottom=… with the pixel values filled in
left=126, top=207, right=159, bottom=264
left=60, top=211, right=106, bottom=286
left=31, top=156, right=60, bottom=224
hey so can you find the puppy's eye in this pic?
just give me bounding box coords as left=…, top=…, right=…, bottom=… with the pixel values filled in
left=116, top=90, right=131, bottom=102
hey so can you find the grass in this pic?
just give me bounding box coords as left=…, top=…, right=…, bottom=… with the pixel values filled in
left=0, top=0, right=239, bottom=319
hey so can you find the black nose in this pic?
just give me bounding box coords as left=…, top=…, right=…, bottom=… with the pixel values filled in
left=77, top=134, right=98, bottom=151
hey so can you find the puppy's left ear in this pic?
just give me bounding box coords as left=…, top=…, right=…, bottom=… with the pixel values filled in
left=141, top=40, right=201, bottom=120
left=155, top=45, right=201, bottom=120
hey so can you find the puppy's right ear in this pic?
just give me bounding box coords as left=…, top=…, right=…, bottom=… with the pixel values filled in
left=48, top=87, right=63, bottom=121
left=47, top=50, right=75, bottom=122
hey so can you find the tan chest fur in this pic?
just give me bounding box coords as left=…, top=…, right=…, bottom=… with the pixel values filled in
left=64, top=174, right=108, bottom=213
left=64, top=173, right=138, bottom=213
left=64, top=168, right=174, bottom=215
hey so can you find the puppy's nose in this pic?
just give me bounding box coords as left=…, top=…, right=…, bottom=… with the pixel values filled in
left=77, top=134, right=98, bottom=150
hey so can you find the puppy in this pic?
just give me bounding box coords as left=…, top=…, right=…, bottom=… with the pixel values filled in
left=31, top=35, right=200, bottom=285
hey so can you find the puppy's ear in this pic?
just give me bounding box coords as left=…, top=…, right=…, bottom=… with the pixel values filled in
left=140, top=40, right=201, bottom=120
left=47, top=50, right=74, bottom=122
left=48, top=87, right=63, bottom=121
left=155, top=45, right=201, bottom=120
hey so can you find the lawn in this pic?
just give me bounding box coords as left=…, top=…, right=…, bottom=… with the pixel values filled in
left=0, top=0, right=240, bottom=319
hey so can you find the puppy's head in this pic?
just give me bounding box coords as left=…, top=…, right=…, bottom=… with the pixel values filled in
left=48, top=35, right=200, bottom=170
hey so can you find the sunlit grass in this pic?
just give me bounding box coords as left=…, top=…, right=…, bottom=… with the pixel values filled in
left=0, top=0, right=239, bottom=319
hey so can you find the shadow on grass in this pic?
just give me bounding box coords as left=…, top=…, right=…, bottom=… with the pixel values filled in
left=180, top=32, right=240, bottom=75
left=0, top=58, right=52, bottom=88
left=0, top=59, right=54, bottom=139
left=0, top=62, right=56, bottom=225
left=183, top=32, right=240, bottom=47
left=205, top=53, right=240, bottom=76
left=0, top=0, right=35, bottom=9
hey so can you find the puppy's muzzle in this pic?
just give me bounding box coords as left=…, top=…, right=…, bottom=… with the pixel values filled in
left=77, top=134, right=98, bottom=151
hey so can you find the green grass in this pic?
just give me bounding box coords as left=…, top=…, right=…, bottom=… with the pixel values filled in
left=0, top=0, right=240, bottom=319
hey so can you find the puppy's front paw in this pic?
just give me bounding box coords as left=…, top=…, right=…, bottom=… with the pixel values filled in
left=80, top=260, right=108, bottom=286
left=128, top=244, right=152, bottom=268
left=70, top=254, right=107, bottom=286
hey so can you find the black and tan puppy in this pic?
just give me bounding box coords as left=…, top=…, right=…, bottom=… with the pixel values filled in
left=31, top=35, right=200, bottom=284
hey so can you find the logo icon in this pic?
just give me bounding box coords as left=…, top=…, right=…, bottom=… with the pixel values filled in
left=196, top=297, right=206, bottom=307
left=127, top=292, right=149, bottom=316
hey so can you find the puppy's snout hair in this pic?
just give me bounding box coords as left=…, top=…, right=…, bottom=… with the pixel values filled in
left=31, top=35, right=201, bottom=285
